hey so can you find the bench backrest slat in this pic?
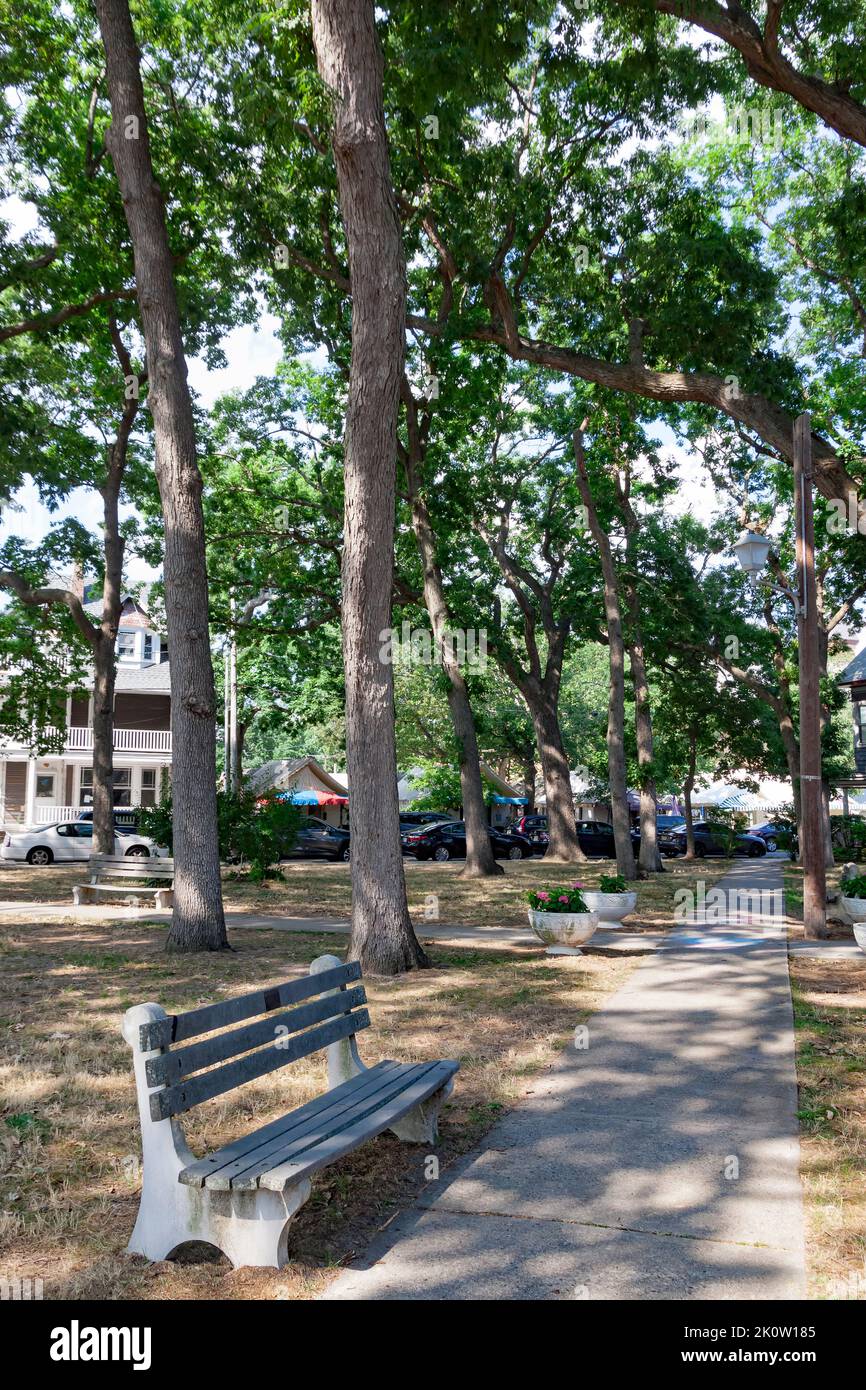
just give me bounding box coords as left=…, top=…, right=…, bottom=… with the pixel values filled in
left=90, top=855, right=174, bottom=869
left=140, top=961, right=361, bottom=1051
left=145, top=984, right=367, bottom=1088
left=149, top=1009, right=370, bottom=1121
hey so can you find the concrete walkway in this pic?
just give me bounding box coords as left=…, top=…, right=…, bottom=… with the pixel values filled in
left=323, top=858, right=807, bottom=1300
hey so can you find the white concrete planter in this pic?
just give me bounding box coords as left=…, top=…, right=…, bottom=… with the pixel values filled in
left=581, top=889, right=638, bottom=927
left=528, top=908, right=599, bottom=955
left=841, top=895, right=866, bottom=923
left=854, top=922, right=866, bottom=955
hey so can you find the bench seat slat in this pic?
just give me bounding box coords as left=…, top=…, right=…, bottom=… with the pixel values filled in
left=257, top=1060, right=458, bottom=1192
left=198, top=1062, right=436, bottom=1190
left=146, top=985, right=367, bottom=1088
left=178, top=1060, right=404, bottom=1188
left=150, top=1009, right=370, bottom=1121
left=141, top=961, right=361, bottom=1051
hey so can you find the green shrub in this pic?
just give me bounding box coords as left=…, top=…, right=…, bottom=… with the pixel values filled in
left=139, top=788, right=301, bottom=880
left=598, top=873, right=627, bottom=893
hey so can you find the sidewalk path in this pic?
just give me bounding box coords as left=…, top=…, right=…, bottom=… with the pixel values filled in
left=323, top=858, right=807, bottom=1300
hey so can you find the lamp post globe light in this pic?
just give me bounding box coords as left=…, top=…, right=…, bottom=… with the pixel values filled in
left=731, top=529, right=773, bottom=583
left=729, top=413, right=828, bottom=939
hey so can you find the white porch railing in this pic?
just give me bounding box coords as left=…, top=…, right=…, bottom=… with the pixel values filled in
left=34, top=805, right=77, bottom=823
left=65, top=726, right=171, bottom=752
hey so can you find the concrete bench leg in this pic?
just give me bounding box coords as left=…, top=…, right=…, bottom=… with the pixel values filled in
left=73, top=885, right=95, bottom=906
left=122, top=1003, right=310, bottom=1269
left=388, top=1077, right=454, bottom=1145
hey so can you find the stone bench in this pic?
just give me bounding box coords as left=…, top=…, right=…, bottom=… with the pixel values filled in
left=73, top=855, right=174, bottom=909
left=122, top=953, right=459, bottom=1269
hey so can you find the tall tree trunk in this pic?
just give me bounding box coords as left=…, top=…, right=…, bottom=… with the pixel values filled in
left=90, top=409, right=129, bottom=856
left=523, top=754, right=536, bottom=812
left=683, top=728, right=697, bottom=859
left=625, top=624, right=662, bottom=872
left=95, top=0, right=227, bottom=951
left=529, top=690, right=585, bottom=860
left=402, top=389, right=501, bottom=877
left=90, top=639, right=116, bottom=855
left=311, top=0, right=426, bottom=971
left=574, top=430, right=637, bottom=880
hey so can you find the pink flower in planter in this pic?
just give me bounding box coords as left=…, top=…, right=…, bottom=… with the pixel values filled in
left=537, top=891, right=550, bottom=901
left=571, top=881, right=584, bottom=889
left=558, top=895, right=570, bottom=903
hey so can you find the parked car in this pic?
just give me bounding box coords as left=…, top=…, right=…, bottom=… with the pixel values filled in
left=656, top=814, right=686, bottom=832
left=749, top=821, right=792, bottom=853
left=283, top=820, right=351, bottom=862
left=658, top=821, right=767, bottom=859
left=77, top=809, right=141, bottom=832
left=514, top=813, right=548, bottom=837
left=401, top=820, right=535, bottom=861
left=576, top=821, right=642, bottom=858
left=398, top=811, right=448, bottom=829
left=1, top=821, right=164, bottom=865
left=511, top=815, right=642, bottom=857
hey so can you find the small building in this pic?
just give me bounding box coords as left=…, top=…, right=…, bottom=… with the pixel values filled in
left=397, top=762, right=527, bottom=826
left=246, top=757, right=349, bottom=828
left=0, top=596, right=171, bottom=829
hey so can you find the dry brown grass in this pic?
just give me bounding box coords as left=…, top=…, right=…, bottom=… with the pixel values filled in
left=790, top=956, right=866, bottom=1298
left=0, top=855, right=733, bottom=933
left=0, top=915, right=635, bottom=1302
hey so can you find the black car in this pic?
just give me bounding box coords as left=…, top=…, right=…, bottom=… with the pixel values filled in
left=750, top=821, right=792, bottom=852
left=401, top=820, right=535, bottom=861
left=285, top=820, right=351, bottom=862
left=576, top=821, right=642, bottom=858
left=658, top=821, right=767, bottom=858
left=77, top=809, right=141, bottom=831
left=398, top=811, right=448, bottom=829
left=512, top=815, right=640, bottom=858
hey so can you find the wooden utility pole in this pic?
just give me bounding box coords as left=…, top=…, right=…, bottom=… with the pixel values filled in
left=794, top=413, right=829, bottom=939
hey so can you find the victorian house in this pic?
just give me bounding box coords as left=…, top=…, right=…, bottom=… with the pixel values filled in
left=0, top=596, right=171, bottom=828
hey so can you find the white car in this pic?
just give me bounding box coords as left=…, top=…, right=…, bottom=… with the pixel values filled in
left=1, top=821, right=164, bottom=866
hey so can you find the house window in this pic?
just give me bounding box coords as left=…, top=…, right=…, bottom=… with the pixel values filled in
left=143, top=634, right=153, bottom=661
left=854, top=701, right=866, bottom=749
left=79, top=768, right=132, bottom=806
left=117, top=631, right=136, bottom=659
left=140, top=769, right=158, bottom=806
left=35, top=774, right=55, bottom=799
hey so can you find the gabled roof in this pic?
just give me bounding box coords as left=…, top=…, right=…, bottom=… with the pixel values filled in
left=81, top=661, right=172, bottom=694
left=82, top=595, right=157, bottom=630
left=246, top=756, right=349, bottom=797
left=838, top=647, right=866, bottom=687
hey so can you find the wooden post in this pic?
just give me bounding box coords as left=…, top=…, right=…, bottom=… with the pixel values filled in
left=794, top=413, right=828, bottom=939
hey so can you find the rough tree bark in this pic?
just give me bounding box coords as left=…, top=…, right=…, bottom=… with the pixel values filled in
left=619, top=485, right=663, bottom=872
left=574, top=428, right=637, bottom=880
left=311, top=0, right=427, bottom=971
left=95, top=0, right=227, bottom=951
left=481, top=526, right=585, bottom=861
left=401, top=382, right=502, bottom=877
left=683, top=727, right=697, bottom=860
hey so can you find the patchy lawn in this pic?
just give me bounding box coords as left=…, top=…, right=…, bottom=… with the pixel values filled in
left=0, top=855, right=733, bottom=934
left=0, top=915, right=635, bottom=1301
left=790, top=956, right=866, bottom=1298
